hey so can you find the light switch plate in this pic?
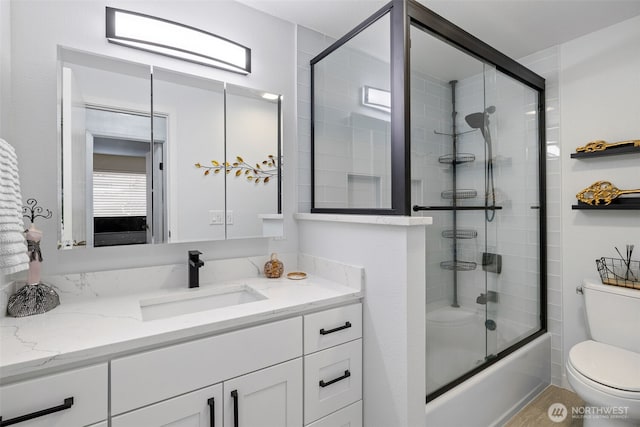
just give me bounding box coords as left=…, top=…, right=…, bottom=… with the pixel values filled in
left=209, top=210, right=224, bottom=225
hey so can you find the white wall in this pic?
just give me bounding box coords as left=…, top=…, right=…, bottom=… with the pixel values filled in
left=0, top=0, right=10, bottom=137
left=6, top=0, right=297, bottom=276
left=297, top=217, right=426, bottom=427
left=559, top=14, right=640, bottom=387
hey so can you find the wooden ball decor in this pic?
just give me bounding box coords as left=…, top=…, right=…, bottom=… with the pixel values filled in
left=264, top=253, right=284, bottom=278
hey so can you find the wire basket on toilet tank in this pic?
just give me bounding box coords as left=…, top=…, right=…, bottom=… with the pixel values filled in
left=596, top=257, right=640, bottom=289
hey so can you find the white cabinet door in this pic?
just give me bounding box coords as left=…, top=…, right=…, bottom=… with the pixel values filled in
left=0, top=364, right=108, bottom=427
left=112, top=384, right=222, bottom=427
left=223, top=358, right=302, bottom=427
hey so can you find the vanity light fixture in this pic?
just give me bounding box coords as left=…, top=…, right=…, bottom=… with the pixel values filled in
left=362, top=85, right=391, bottom=113
left=105, top=7, right=251, bottom=74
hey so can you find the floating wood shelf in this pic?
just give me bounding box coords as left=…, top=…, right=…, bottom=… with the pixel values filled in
left=572, top=198, right=640, bottom=210
left=571, top=145, right=640, bottom=159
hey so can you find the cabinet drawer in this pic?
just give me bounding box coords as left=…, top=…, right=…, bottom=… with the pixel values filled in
left=307, top=400, right=362, bottom=427
left=111, top=317, right=302, bottom=415
left=304, top=303, right=361, bottom=354
left=0, top=364, right=107, bottom=427
left=304, top=339, right=362, bottom=424
left=112, top=383, right=222, bottom=427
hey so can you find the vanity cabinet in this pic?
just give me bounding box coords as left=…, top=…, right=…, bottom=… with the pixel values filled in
left=0, top=363, right=108, bottom=427
left=303, top=303, right=363, bottom=427
left=1, top=302, right=362, bottom=427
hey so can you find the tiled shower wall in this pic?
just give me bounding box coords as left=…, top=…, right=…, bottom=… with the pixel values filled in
left=520, top=46, right=562, bottom=387
left=296, top=26, right=331, bottom=214
left=303, top=21, right=392, bottom=210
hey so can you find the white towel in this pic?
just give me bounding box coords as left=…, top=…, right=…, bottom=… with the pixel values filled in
left=0, top=138, right=29, bottom=275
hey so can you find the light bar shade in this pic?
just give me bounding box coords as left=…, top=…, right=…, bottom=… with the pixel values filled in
left=106, top=7, right=251, bottom=74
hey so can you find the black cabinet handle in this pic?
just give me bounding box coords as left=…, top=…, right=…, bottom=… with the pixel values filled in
left=231, top=390, right=239, bottom=427
left=319, top=370, right=351, bottom=388
left=207, top=397, right=215, bottom=427
left=320, top=321, right=351, bottom=335
left=0, top=397, right=74, bottom=426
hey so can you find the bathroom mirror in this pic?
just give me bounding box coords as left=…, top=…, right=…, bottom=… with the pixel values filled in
left=58, top=48, right=282, bottom=248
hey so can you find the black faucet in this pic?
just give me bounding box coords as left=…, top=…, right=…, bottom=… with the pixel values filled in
left=188, top=250, right=204, bottom=288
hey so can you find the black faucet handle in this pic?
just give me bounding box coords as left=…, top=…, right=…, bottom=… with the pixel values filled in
left=189, top=250, right=202, bottom=258
left=188, top=250, right=204, bottom=267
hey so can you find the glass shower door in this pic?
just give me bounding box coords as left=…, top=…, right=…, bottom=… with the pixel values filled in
left=485, top=70, right=542, bottom=355
left=410, top=22, right=500, bottom=396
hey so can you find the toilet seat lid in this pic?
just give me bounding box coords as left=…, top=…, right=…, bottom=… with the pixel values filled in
left=569, top=340, right=640, bottom=392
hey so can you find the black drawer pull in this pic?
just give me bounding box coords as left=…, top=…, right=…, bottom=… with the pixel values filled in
left=207, top=397, right=215, bottom=427
left=320, top=321, right=351, bottom=335
left=0, top=397, right=74, bottom=426
left=319, top=370, right=351, bottom=388
left=231, top=390, right=239, bottom=427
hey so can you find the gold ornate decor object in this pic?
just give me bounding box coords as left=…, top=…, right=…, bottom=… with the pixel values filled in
left=575, top=139, right=640, bottom=153
left=195, top=155, right=278, bottom=184
left=576, top=181, right=640, bottom=205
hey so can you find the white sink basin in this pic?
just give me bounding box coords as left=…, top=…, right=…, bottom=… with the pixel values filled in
left=140, top=285, right=267, bottom=321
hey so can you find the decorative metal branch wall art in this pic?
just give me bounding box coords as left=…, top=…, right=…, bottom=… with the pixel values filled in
left=195, top=155, right=278, bottom=184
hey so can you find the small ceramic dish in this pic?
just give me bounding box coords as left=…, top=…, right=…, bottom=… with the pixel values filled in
left=287, top=271, right=307, bottom=280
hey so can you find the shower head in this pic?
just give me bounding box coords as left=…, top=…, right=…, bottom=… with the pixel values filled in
left=465, top=112, right=485, bottom=132
left=464, top=106, right=495, bottom=140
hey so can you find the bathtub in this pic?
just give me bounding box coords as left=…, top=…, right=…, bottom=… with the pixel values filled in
left=425, top=306, right=551, bottom=426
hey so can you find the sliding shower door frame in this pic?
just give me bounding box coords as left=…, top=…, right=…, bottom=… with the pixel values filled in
left=309, top=0, right=547, bottom=402
left=405, top=0, right=548, bottom=402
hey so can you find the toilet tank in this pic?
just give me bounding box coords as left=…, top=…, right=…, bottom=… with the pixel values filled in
left=583, top=279, right=640, bottom=353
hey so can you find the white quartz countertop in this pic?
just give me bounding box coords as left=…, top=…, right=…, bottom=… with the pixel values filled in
left=0, top=274, right=361, bottom=383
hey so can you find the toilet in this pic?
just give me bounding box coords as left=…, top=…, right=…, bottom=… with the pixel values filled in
left=566, top=279, right=640, bottom=427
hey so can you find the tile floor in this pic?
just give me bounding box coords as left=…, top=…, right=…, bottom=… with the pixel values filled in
left=504, top=385, right=585, bottom=427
